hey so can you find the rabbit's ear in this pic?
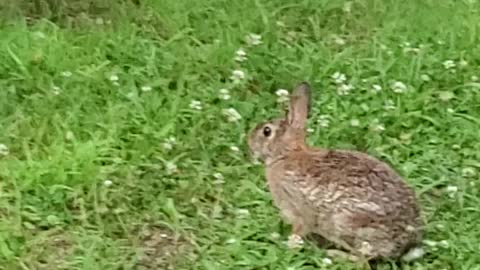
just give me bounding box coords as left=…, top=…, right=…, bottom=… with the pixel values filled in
left=287, top=82, right=311, bottom=129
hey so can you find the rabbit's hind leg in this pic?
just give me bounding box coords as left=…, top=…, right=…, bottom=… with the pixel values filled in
left=326, top=249, right=372, bottom=269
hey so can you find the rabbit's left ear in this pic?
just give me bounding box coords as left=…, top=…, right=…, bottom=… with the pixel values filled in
left=287, top=82, right=311, bottom=129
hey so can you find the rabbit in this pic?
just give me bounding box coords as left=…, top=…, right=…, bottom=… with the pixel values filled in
left=247, top=82, right=423, bottom=261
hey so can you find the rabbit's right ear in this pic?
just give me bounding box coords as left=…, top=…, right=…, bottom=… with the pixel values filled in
left=287, top=82, right=311, bottom=129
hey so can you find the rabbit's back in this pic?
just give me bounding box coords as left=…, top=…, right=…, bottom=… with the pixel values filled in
left=267, top=149, right=421, bottom=258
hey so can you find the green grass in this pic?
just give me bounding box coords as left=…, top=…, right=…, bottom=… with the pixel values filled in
left=0, top=0, right=480, bottom=269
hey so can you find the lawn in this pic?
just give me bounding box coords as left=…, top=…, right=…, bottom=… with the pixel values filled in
left=0, top=0, right=479, bottom=269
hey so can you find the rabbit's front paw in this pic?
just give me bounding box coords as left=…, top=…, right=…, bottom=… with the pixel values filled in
left=286, top=234, right=304, bottom=249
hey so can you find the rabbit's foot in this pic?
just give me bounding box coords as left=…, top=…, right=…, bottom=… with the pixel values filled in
left=286, top=234, right=304, bottom=249
left=326, top=249, right=373, bottom=269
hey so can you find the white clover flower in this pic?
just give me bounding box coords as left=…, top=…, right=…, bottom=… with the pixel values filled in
left=223, top=108, right=242, bottom=122
left=103, top=179, right=113, bottom=187
left=404, top=47, right=420, bottom=54
left=141, top=86, right=152, bottom=92
left=445, top=185, right=458, bottom=198
left=275, top=89, right=289, bottom=96
left=322, top=258, right=333, bottom=265
left=189, top=100, right=202, bottom=110
left=384, top=99, right=396, bottom=110
left=162, top=136, right=176, bottom=150
left=126, top=92, right=135, bottom=98
left=370, top=119, right=385, bottom=132
left=372, top=84, right=382, bottom=93
left=350, top=119, right=360, bottom=127
left=230, top=145, right=240, bottom=152
left=109, top=74, right=119, bottom=82
left=236, top=208, right=250, bottom=217
left=402, top=247, right=425, bottom=261
left=331, top=72, right=347, bottom=84
left=275, top=89, right=290, bottom=103
left=423, top=240, right=438, bottom=247
left=443, top=60, right=456, bottom=69
left=245, top=33, right=262, bottom=46
left=230, top=70, right=245, bottom=83
left=334, top=37, right=346, bottom=46
left=65, top=131, right=75, bottom=141
left=162, top=142, right=173, bottom=151
left=0, top=143, right=9, bottom=156
left=391, top=81, right=407, bottom=93
left=372, top=124, right=385, bottom=132
left=165, top=162, right=178, bottom=175
left=33, top=31, right=46, bottom=39
left=213, top=172, right=223, bottom=180
left=343, top=1, right=352, bottom=12
left=95, top=18, right=104, bottom=25
left=270, top=232, right=281, bottom=239
left=52, top=86, right=61, bottom=95
left=401, top=42, right=420, bottom=54
left=420, top=74, right=431, bottom=82
left=213, top=172, right=225, bottom=184
left=218, top=88, right=231, bottom=100
left=306, top=128, right=314, bottom=133
left=438, top=91, right=454, bottom=102
left=439, top=240, right=449, bottom=248
left=317, top=115, right=330, bottom=128
left=234, top=48, right=247, bottom=62
left=225, top=238, right=237, bottom=244
left=337, top=83, right=354, bottom=95
left=61, top=71, right=72, bottom=77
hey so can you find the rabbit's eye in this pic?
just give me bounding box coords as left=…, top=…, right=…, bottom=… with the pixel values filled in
left=263, top=126, right=272, bottom=137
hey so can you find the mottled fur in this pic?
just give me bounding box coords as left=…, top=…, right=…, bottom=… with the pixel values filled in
left=248, top=82, right=422, bottom=260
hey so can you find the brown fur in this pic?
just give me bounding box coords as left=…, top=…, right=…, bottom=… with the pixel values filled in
left=247, top=82, right=422, bottom=260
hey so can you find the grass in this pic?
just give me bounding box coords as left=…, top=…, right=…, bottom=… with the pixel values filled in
left=0, top=0, right=479, bottom=269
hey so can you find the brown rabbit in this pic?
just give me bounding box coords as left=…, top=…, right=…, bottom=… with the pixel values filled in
left=247, top=82, right=423, bottom=261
